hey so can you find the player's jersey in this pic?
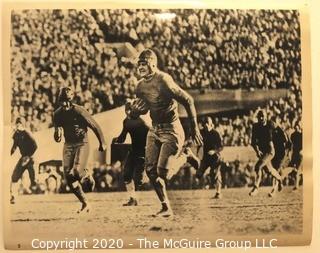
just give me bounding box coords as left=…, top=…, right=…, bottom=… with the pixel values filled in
left=123, top=117, right=149, bottom=157
left=12, top=130, right=37, bottom=157
left=202, top=129, right=223, bottom=154
left=136, top=71, right=196, bottom=125
left=251, top=121, right=275, bottom=154
left=272, top=126, right=290, bottom=159
left=53, top=104, right=105, bottom=144
left=291, top=130, right=302, bottom=156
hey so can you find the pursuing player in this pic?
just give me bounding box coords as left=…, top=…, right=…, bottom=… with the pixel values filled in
left=269, top=116, right=291, bottom=197
left=53, top=87, right=106, bottom=213
left=10, top=117, right=38, bottom=204
left=195, top=116, right=224, bottom=199
left=249, top=110, right=283, bottom=196
left=282, top=121, right=302, bottom=190
left=131, top=48, right=203, bottom=217
left=112, top=100, right=149, bottom=206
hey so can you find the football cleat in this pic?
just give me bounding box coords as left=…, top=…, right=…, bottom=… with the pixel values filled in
left=213, top=192, right=222, bottom=199
left=268, top=188, right=276, bottom=198
left=153, top=203, right=173, bottom=218
left=77, top=202, right=90, bottom=214
left=249, top=186, right=259, bottom=196
left=123, top=197, right=138, bottom=206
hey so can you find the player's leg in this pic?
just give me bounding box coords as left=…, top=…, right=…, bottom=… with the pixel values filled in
left=195, top=155, right=210, bottom=180
left=211, top=154, right=222, bottom=199
left=74, top=142, right=91, bottom=213
left=26, top=157, right=37, bottom=192
left=265, top=158, right=283, bottom=194
left=145, top=130, right=164, bottom=210
left=122, top=152, right=137, bottom=206
left=10, top=157, right=27, bottom=204
left=156, top=128, right=184, bottom=217
left=269, top=156, right=283, bottom=197
left=293, top=154, right=302, bottom=190
left=249, top=158, right=264, bottom=196
left=63, top=143, right=87, bottom=212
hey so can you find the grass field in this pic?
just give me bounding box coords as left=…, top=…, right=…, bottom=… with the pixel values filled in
left=6, top=187, right=303, bottom=250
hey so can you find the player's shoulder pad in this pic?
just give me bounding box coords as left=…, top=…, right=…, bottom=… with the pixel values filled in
left=73, top=104, right=89, bottom=115
left=158, top=71, right=173, bottom=83
left=135, top=79, right=145, bottom=94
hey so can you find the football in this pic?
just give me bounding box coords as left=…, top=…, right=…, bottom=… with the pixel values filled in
left=131, top=98, right=149, bottom=115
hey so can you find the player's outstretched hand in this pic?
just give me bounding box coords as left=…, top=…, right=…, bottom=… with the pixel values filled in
left=191, top=127, right=203, bottom=146
left=98, top=143, right=106, bottom=152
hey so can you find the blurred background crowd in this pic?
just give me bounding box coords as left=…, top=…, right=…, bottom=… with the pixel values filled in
left=11, top=9, right=302, bottom=193
left=11, top=9, right=301, bottom=130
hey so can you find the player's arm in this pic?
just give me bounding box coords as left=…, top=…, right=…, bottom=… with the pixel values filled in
left=25, top=130, right=38, bottom=156
left=208, top=131, right=223, bottom=155
left=267, top=123, right=275, bottom=155
left=54, top=127, right=62, bottom=142
left=53, top=110, right=62, bottom=142
left=77, top=106, right=106, bottom=151
left=112, top=120, right=128, bottom=144
left=132, top=87, right=149, bottom=115
left=163, top=75, right=203, bottom=145
left=10, top=132, right=18, bottom=155
left=251, top=125, right=262, bottom=157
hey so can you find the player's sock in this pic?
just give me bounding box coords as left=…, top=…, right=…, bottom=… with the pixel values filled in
left=294, top=170, right=300, bottom=189
left=72, top=181, right=87, bottom=205
left=126, top=181, right=136, bottom=200
left=215, top=181, right=222, bottom=197
left=152, top=177, right=167, bottom=202
left=10, top=182, right=19, bottom=203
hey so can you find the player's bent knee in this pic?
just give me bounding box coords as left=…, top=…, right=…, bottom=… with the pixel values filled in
left=158, top=167, right=168, bottom=180
left=11, top=175, right=20, bottom=183
left=65, top=173, right=77, bottom=186
left=146, top=169, right=158, bottom=182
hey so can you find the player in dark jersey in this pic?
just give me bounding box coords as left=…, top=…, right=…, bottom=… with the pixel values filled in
left=282, top=121, right=303, bottom=190
left=195, top=116, right=224, bottom=199
left=249, top=110, right=283, bottom=197
left=112, top=100, right=149, bottom=206
left=269, top=116, right=291, bottom=197
left=131, top=49, right=203, bottom=217
left=10, top=117, right=38, bottom=204
left=53, top=87, right=106, bottom=213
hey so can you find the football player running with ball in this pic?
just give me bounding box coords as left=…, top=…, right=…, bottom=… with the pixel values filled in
left=53, top=87, right=106, bottom=213
left=131, top=49, right=203, bottom=217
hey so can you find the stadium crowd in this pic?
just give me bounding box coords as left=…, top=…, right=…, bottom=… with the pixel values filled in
left=11, top=9, right=301, bottom=132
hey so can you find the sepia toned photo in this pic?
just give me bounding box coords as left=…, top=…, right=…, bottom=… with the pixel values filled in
left=1, top=2, right=312, bottom=251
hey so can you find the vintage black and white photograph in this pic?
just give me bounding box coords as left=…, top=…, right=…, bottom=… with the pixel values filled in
left=2, top=4, right=312, bottom=250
